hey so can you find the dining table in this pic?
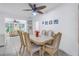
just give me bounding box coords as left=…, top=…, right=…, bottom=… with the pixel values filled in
left=30, top=35, right=54, bottom=55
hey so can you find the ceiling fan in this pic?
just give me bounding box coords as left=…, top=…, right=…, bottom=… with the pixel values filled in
left=23, top=3, right=46, bottom=14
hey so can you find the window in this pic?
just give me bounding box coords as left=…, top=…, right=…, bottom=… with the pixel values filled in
left=5, top=18, right=27, bottom=33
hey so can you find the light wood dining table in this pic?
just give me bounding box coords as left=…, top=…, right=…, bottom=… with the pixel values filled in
left=30, top=35, right=54, bottom=55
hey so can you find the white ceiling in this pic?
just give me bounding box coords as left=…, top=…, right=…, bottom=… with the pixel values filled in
left=0, top=3, right=62, bottom=19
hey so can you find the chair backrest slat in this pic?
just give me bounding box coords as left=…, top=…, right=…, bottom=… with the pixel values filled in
left=52, top=32, right=62, bottom=49
left=17, top=31, right=24, bottom=45
left=23, top=32, right=32, bottom=52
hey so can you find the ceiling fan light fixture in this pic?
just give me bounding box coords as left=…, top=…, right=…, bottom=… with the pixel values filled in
left=32, top=11, right=37, bottom=16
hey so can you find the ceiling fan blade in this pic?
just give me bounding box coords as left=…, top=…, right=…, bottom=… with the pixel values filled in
left=36, top=6, right=46, bottom=10
left=28, top=3, right=33, bottom=8
left=37, top=11, right=44, bottom=14
left=23, top=9, right=32, bottom=11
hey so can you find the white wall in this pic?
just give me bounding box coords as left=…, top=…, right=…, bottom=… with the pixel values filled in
left=0, top=17, right=5, bottom=34
left=33, top=4, right=78, bottom=56
left=0, top=16, right=5, bottom=46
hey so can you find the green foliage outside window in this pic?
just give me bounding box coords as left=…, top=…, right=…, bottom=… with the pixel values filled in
left=6, top=21, right=25, bottom=33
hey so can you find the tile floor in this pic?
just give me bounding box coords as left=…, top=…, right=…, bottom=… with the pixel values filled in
left=0, top=46, right=70, bottom=56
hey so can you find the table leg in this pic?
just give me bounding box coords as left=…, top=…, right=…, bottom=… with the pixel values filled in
left=41, top=45, right=45, bottom=56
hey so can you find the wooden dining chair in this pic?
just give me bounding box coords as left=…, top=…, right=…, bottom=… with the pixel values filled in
left=23, top=32, right=41, bottom=56
left=43, top=32, right=62, bottom=56
left=17, top=30, right=26, bottom=55
left=46, top=30, right=54, bottom=45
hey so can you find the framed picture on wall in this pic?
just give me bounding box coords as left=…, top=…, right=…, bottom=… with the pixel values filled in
left=49, top=20, right=53, bottom=25
left=45, top=21, right=48, bottom=25
left=54, top=19, right=59, bottom=24
left=42, top=21, right=44, bottom=24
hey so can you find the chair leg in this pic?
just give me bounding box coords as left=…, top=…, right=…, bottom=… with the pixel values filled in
left=41, top=50, right=44, bottom=56
left=29, top=51, right=32, bottom=56
left=19, top=44, right=22, bottom=55
left=25, top=47, right=28, bottom=55
left=22, top=46, right=25, bottom=56
left=41, top=46, right=45, bottom=56
left=39, top=49, right=42, bottom=56
left=56, top=51, right=59, bottom=56
left=31, top=53, right=32, bottom=56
